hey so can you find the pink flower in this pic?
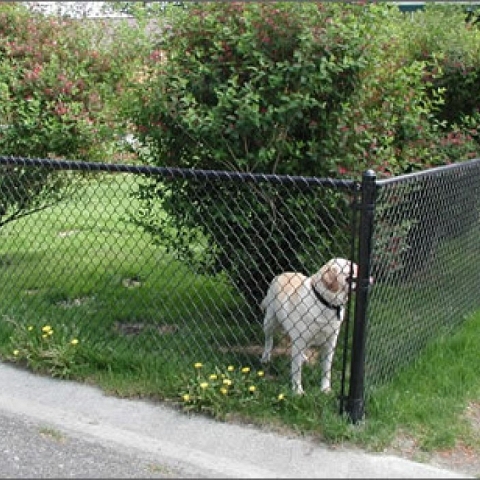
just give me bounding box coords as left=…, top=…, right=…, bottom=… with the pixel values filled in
left=54, top=102, right=69, bottom=116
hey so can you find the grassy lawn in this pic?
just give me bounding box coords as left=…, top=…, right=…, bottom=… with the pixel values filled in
left=0, top=171, right=479, bottom=465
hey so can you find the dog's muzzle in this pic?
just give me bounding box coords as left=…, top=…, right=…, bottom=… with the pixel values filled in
left=347, top=275, right=374, bottom=291
left=346, top=276, right=357, bottom=291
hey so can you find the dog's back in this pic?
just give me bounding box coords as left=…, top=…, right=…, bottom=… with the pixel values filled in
left=260, top=272, right=307, bottom=313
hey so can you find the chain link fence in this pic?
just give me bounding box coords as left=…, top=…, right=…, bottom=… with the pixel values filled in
left=1, top=156, right=480, bottom=421
left=0, top=156, right=359, bottom=406
left=366, top=159, right=480, bottom=393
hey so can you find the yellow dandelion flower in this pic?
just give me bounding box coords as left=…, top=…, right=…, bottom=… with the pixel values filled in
left=249, top=386, right=256, bottom=393
left=42, top=334, right=48, bottom=339
left=13, top=349, right=19, bottom=356
left=220, top=387, right=228, bottom=395
left=209, top=374, right=218, bottom=380
left=227, top=365, right=235, bottom=372
left=257, top=371, right=265, bottom=377
left=199, top=382, right=209, bottom=389
left=42, top=325, right=52, bottom=333
left=223, top=379, right=232, bottom=386
left=47, top=330, right=53, bottom=336
left=278, top=393, right=286, bottom=401
left=27, top=326, right=34, bottom=331
left=241, top=367, right=250, bottom=374
left=70, top=338, right=79, bottom=346
left=182, top=394, right=190, bottom=402
left=194, top=362, right=203, bottom=369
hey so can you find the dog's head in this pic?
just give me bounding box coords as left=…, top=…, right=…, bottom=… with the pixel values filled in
left=310, top=258, right=364, bottom=307
left=317, top=257, right=374, bottom=295
left=320, top=258, right=358, bottom=295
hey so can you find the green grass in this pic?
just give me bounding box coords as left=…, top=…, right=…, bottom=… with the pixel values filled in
left=0, top=171, right=479, bottom=461
left=360, top=312, right=480, bottom=453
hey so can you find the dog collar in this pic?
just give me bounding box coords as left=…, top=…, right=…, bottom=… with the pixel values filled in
left=312, top=286, right=342, bottom=320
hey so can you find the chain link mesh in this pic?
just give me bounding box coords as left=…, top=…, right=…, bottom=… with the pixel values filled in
left=366, top=159, right=480, bottom=390
left=5, top=156, right=478, bottom=406
left=0, top=157, right=357, bottom=397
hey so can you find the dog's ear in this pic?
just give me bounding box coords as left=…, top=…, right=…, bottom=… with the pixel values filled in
left=320, top=264, right=341, bottom=293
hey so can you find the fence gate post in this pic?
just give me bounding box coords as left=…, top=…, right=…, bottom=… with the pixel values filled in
left=346, top=169, right=376, bottom=423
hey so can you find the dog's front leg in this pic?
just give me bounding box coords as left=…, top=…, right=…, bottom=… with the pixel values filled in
left=291, top=342, right=306, bottom=395
left=320, top=343, right=337, bottom=393
left=261, top=334, right=273, bottom=364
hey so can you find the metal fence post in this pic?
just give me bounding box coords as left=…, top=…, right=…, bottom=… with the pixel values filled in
left=346, top=169, right=376, bottom=423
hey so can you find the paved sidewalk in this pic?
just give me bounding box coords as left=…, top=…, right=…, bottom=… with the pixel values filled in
left=0, top=362, right=471, bottom=478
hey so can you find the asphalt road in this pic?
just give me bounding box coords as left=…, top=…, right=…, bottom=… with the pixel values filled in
left=0, top=409, right=196, bottom=478
left=0, top=362, right=470, bottom=478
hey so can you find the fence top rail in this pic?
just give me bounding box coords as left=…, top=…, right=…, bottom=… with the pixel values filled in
left=0, top=155, right=358, bottom=191
left=376, top=157, right=480, bottom=187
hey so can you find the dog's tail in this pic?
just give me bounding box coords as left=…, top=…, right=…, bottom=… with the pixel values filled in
left=260, top=297, right=266, bottom=312
left=260, top=295, right=268, bottom=312
left=260, top=280, right=275, bottom=312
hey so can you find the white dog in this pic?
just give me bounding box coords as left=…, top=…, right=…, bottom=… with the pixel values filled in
left=260, top=258, right=358, bottom=394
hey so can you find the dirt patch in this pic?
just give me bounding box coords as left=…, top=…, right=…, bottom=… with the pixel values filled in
left=429, top=442, right=479, bottom=477
left=466, top=401, right=480, bottom=431
left=113, top=322, right=179, bottom=337
left=24, top=289, right=42, bottom=295
left=57, top=296, right=95, bottom=309
left=386, top=401, right=480, bottom=478
left=219, top=336, right=320, bottom=365
left=122, top=277, right=143, bottom=288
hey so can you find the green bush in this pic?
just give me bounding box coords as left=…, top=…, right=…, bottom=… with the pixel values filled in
left=402, top=4, right=480, bottom=127
left=125, top=2, right=480, bottom=305
left=0, top=4, right=149, bottom=159
left=129, top=2, right=369, bottom=177
left=123, top=3, right=432, bottom=303
left=324, top=3, right=480, bottom=177
left=127, top=2, right=376, bottom=306
left=0, top=3, right=151, bottom=226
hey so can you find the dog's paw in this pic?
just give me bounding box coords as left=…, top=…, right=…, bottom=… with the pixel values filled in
left=260, top=353, right=270, bottom=364
left=292, top=385, right=305, bottom=395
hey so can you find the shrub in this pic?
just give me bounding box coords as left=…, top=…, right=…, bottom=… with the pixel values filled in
left=126, top=2, right=480, bottom=306
left=127, top=2, right=373, bottom=306
left=129, top=2, right=369, bottom=177
left=0, top=3, right=151, bottom=226
left=324, top=3, right=480, bottom=178
left=364, top=4, right=480, bottom=279
left=401, top=4, right=480, bottom=128
left=0, top=4, right=132, bottom=159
